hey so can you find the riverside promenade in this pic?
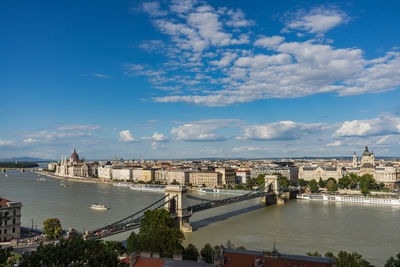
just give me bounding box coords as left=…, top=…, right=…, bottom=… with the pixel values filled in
left=36, top=170, right=113, bottom=185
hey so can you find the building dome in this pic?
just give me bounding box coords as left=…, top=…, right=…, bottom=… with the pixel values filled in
left=362, top=146, right=371, bottom=156
left=70, top=149, right=79, bottom=162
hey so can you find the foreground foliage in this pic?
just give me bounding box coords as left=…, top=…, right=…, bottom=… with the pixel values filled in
left=127, top=209, right=184, bottom=257
left=307, top=251, right=374, bottom=267
left=20, top=236, right=125, bottom=267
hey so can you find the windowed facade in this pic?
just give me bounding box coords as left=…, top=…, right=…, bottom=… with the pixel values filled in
left=0, top=198, right=22, bottom=241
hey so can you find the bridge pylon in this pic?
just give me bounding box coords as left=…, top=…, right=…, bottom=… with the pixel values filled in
left=164, top=185, right=193, bottom=233
left=261, top=175, right=285, bottom=205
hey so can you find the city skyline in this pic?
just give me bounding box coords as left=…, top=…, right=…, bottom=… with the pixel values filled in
left=2, top=0, right=400, bottom=159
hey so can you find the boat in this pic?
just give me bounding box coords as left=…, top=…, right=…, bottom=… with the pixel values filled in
left=5, top=174, right=8, bottom=177
left=129, top=185, right=165, bottom=192
left=90, top=204, right=108, bottom=210
left=36, top=177, right=46, bottom=182
left=60, top=183, right=69, bottom=188
left=112, top=182, right=130, bottom=187
left=197, top=188, right=249, bottom=195
left=297, top=193, right=400, bottom=206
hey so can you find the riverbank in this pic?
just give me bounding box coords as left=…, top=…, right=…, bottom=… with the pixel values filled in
left=36, top=171, right=113, bottom=185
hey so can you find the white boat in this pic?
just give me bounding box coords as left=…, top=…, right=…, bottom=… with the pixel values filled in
left=5, top=174, right=8, bottom=177
left=36, top=178, right=46, bottom=182
left=113, top=182, right=130, bottom=187
left=297, top=194, right=400, bottom=206
left=197, top=188, right=249, bottom=195
left=60, top=183, right=69, bottom=188
left=90, top=204, right=108, bottom=210
left=129, top=185, right=165, bottom=192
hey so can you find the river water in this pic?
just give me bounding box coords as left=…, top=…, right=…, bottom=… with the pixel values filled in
left=0, top=169, right=399, bottom=266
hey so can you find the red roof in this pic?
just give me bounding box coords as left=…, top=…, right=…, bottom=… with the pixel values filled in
left=0, top=197, right=11, bottom=208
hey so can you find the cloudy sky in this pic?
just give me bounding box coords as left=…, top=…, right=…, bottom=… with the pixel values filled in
left=1, top=0, right=400, bottom=159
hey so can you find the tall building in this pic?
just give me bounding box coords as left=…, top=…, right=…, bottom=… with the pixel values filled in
left=0, top=197, right=22, bottom=242
left=215, top=167, right=236, bottom=185
left=54, top=150, right=98, bottom=178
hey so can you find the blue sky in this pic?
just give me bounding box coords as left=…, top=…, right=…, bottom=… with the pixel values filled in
left=1, top=0, right=400, bottom=159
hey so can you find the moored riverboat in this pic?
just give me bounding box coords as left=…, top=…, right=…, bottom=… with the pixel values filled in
left=297, top=194, right=400, bottom=206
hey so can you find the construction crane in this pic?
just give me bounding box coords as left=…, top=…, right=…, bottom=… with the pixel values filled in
left=113, top=156, right=118, bottom=166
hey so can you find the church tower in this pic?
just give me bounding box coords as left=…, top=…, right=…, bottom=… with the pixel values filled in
left=353, top=152, right=358, bottom=167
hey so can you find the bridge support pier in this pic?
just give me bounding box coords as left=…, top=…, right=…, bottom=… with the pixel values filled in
left=164, top=185, right=193, bottom=233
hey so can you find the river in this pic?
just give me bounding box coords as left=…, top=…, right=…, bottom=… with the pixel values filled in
left=0, top=169, right=399, bottom=266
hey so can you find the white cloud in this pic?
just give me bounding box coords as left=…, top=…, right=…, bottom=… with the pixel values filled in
left=119, top=130, right=137, bottom=142
left=335, top=113, right=400, bottom=137
left=326, top=140, right=341, bottom=147
left=232, top=146, right=261, bottom=152
left=242, top=121, right=326, bottom=140
left=210, top=52, right=238, bottom=67
left=93, top=73, right=111, bottom=79
left=283, top=7, right=349, bottom=34
left=57, top=124, right=101, bottom=130
left=169, top=0, right=197, bottom=14
left=143, top=132, right=168, bottom=142
left=0, top=140, right=15, bottom=146
left=171, top=119, right=243, bottom=141
left=140, top=1, right=167, bottom=17
left=27, top=131, right=92, bottom=140
left=152, top=132, right=168, bottom=142
left=23, top=138, right=39, bottom=143
left=226, top=9, right=255, bottom=27
left=254, top=36, right=285, bottom=48
left=135, top=2, right=400, bottom=107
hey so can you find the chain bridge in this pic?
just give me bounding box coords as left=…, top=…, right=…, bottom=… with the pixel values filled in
left=85, top=175, right=292, bottom=239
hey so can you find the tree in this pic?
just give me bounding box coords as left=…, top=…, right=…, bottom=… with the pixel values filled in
left=183, top=244, right=199, bottom=261
left=43, top=218, right=64, bottom=240
left=0, top=247, right=12, bottom=265
left=255, top=174, right=265, bottom=187
left=298, top=179, right=308, bottom=187
left=278, top=176, right=290, bottom=188
left=105, top=240, right=126, bottom=255
left=338, top=176, right=352, bottom=189
left=318, top=178, right=326, bottom=188
left=306, top=251, right=321, bottom=257
left=324, top=251, right=374, bottom=267
left=309, top=179, right=318, bottom=192
left=126, top=232, right=140, bottom=254
left=126, top=209, right=184, bottom=257
left=171, top=179, right=180, bottom=185
left=385, top=252, right=400, bottom=267
left=200, top=243, right=213, bottom=264
left=20, top=236, right=123, bottom=267
left=361, top=186, right=370, bottom=196
left=327, top=180, right=338, bottom=193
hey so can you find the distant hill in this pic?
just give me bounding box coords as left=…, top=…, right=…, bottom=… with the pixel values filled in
left=0, top=157, right=53, bottom=162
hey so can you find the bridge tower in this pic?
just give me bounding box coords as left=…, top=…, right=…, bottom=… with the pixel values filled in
left=264, top=175, right=280, bottom=194
left=164, top=185, right=193, bottom=233
left=261, top=175, right=285, bottom=205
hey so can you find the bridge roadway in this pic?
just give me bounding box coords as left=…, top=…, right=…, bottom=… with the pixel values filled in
left=86, top=182, right=274, bottom=240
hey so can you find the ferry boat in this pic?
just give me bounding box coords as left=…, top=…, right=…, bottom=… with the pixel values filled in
left=129, top=185, right=165, bottom=192
left=90, top=204, right=109, bottom=210
left=297, top=194, right=400, bottom=206
left=112, top=182, right=130, bottom=187
left=197, top=188, right=250, bottom=195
